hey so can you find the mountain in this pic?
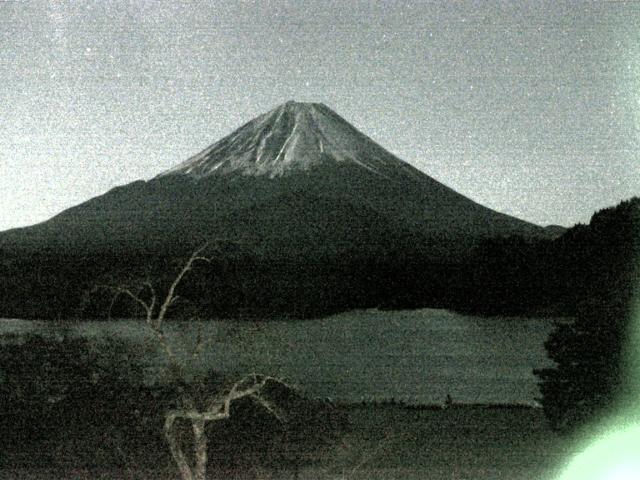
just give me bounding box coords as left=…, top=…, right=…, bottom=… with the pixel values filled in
left=2, top=101, right=544, bottom=252
left=543, top=225, right=568, bottom=239
left=0, top=101, right=550, bottom=319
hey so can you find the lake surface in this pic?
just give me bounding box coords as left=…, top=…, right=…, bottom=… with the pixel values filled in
left=0, top=309, right=556, bottom=405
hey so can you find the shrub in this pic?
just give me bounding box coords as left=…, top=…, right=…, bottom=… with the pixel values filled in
left=0, top=332, right=159, bottom=467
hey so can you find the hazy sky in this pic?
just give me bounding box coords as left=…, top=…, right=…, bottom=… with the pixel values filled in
left=1, top=0, right=638, bottom=230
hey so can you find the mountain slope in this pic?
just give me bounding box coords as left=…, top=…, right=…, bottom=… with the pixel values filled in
left=2, top=102, right=543, bottom=252
left=0, top=101, right=549, bottom=319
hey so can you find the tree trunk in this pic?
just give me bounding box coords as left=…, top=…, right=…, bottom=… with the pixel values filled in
left=165, top=413, right=195, bottom=480
left=192, top=418, right=208, bottom=480
left=164, top=412, right=211, bottom=480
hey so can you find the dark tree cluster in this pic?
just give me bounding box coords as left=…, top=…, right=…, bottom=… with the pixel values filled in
left=0, top=198, right=637, bottom=326
left=534, top=302, right=629, bottom=432
left=0, top=333, right=346, bottom=475
left=533, top=197, right=640, bottom=431
left=0, top=333, right=157, bottom=469
left=0, top=239, right=448, bottom=320
left=451, top=197, right=639, bottom=318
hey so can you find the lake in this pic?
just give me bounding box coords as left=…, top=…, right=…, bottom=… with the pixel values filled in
left=0, top=308, right=557, bottom=405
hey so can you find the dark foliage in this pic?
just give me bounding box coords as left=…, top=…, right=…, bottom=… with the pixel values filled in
left=447, top=197, right=639, bottom=317
left=0, top=197, right=637, bottom=321
left=534, top=303, right=629, bottom=432
left=534, top=197, right=639, bottom=432
left=0, top=332, right=161, bottom=468
left=0, top=333, right=347, bottom=473
left=188, top=376, right=349, bottom=476
left=0, top=241, right=446, bottom=320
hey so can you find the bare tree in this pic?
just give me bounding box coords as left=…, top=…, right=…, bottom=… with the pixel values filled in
left=108, top=244, right=288, bottom=480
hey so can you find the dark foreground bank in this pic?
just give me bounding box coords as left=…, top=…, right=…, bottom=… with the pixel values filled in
left=0, top=404, right=572, bottom=480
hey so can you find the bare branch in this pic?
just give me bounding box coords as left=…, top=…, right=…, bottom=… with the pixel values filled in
left=109, top=286, right=153, bottom=320
left=143, top=279, right=157, bottom=321
left=191, top=320, right=210, bottom=361
left=218, top=373, right=290, bottom=419
left=166, top=408, right=228, bottom=422
left=106, top=288, right=119, bottom=321
left=152, top=328, right=181, bottom=373
left=251, top=393, right=285, bottom=422
left=157, top=243, right=211, bottom=325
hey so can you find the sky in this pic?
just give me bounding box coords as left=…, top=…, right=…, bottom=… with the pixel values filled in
left=0, top=0, right=638, bottom=230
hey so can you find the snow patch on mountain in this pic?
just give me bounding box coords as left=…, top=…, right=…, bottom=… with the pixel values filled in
left=158, top=101, right=422, bottom=180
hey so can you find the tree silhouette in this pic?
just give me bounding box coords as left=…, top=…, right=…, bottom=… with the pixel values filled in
left=107, top=244, right=293, bottom=480
left=535, top=197, right=639, bottom=431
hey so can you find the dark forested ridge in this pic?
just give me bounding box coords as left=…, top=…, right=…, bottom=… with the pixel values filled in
left=0, top=197, right=636, bottom=321
left=533, top=197, right=639, bottom=431
left=452, top=196, right=639, bottom=317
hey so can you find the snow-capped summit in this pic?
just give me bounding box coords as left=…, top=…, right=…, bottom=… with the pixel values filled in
left=159, top=100, right=417, bottom=179
left=2, top=101, right=546, bottom=252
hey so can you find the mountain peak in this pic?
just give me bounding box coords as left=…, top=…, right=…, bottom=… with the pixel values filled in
left=272, top=99, right=328, bottom=119
left=158, top=101, right=411, bottom=179
left=281, top=99, right=322, bottom=108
